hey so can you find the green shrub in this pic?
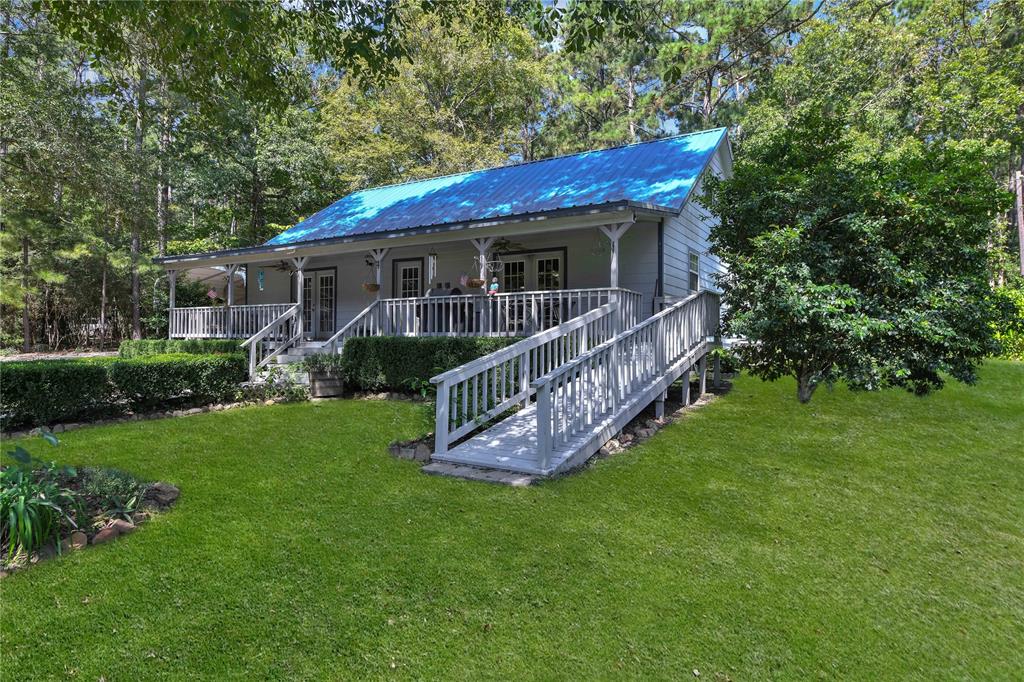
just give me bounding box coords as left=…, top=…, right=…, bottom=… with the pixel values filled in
left=340, top=336, right=520, bottom=392
left=995, top=286, right=1024, bottom=361
left=300, top=353, right=345, bottom=375
left=0, top=359, right=115, bottom=430
left=118, top=339, right=243, bottom=358
left=108, top=353, right=246, bottom=411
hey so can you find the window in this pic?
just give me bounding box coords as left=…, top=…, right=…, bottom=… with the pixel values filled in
left=393, top=260, right=422, bottom=298
left=537, top=257, right=561, bottom=290
left=502, top=260, right=526, bottom=292
left=688, top=252, right=700, bottom=292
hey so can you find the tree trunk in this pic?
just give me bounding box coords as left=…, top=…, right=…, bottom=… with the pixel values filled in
left=796, top=372, right=818, bottom=403
left=626, top=71, right=637, bottom=143
left=250, top=162, right=264, bottom=245
left=99, top=218, right=111, bottom=350
left=21, top=235, right=31, bottom=352
left=156, top=78, right=170, bottom=257
left=131, top=68, right=147, bottom=340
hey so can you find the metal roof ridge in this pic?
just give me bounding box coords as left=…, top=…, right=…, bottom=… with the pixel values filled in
left=336, top=126, right=730, bottom=196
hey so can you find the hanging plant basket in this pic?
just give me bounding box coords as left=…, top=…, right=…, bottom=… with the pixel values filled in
left=362, top=282, right=380, bottom=293
left=467, top=278, right=486, bottom=288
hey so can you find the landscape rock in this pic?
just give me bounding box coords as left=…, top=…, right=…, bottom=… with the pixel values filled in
left=31, top=543, right=58, bottom=563
left=110, top=519, right=135, bottom=535
left=69, top=531, right=88, bottom=549
left=413, top=443, right=432, bottom=462
left=91, top=525, right=119, bottom=544
left=144, top=482, right=180, bottom=507
left=619, top=432, right=635, bottom=445
left=634, top=427, right=655, bottom=440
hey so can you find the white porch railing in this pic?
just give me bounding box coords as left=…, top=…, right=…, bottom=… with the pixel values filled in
left=318, top=287, right=642, bottom=355
left=531, top=290, right=719, bottom=470
left=430, top=302, right=619, bottom=454
left=240, top=304, right=302, bottom=378
left=381, top=287, right=640, bottom=338
left=169, top=303, right=296, bottom=339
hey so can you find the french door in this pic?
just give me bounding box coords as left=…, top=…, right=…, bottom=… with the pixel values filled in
left=498, top=251, right=564, bottom=332
left=301, top=270, right=336, bottom=340
left=499, top=251, right=562, bottom=292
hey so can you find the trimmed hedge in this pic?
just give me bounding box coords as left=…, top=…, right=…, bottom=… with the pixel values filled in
left=109, top=353, right=247, bottom=411
left=119, top=339, right=243, bottom=358
left=340, top=336, right=521, bottom=392
left=1, top=354, right=247, bottom=430
left=0, top=359, right=116, bottom=429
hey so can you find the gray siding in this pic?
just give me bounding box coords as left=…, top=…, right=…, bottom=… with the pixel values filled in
left=661, top=142, right=730, bottom=297
left=245, top=221, right=661, bottom=329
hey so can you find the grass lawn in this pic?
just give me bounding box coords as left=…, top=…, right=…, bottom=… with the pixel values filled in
left=2, top=361, right=1022, bottom=679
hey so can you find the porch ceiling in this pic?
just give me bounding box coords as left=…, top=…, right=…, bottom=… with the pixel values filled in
left=154, top=203, right=664, bottom=270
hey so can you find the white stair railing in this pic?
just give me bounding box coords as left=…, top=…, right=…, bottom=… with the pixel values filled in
left=531, top=291, right=719, bottom=470
left=430, top=302, right=619, bottom=454
left=323, top=300, right=384, bottom=354
left=240, top=303, right=301, bottom=379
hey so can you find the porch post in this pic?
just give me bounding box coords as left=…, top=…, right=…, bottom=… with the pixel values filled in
left=470, top=237, right=495, bottom=333
left=369, top=248, right=389, bottom=300
left=598, top=221, right=633, bottom=289
left=167, top=269, right=177, bottom=339
left=470, top=237, right=496, bottom=289
left=598, top=220, right=633, bottom=332
left=225, top=263, right=239, bottom=337
left=290, top=256, right=309, bottom=339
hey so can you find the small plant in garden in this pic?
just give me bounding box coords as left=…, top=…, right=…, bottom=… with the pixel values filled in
left=1, top=430, right=79, bottom=558
left=404, top=376, right=436, bottom=399
left=76, top=468, right=145, bottom=522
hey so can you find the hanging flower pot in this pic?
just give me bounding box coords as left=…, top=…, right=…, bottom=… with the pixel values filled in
left=362, top=282, right=380, bottom=293
left=467, top=278, right=485, bottom=288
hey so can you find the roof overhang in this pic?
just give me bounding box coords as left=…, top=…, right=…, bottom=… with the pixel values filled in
left=154, top=200, right=673, bottom=269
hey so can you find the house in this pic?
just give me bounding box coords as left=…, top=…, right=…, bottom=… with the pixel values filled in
left=156, top=127, right=731, bottom=477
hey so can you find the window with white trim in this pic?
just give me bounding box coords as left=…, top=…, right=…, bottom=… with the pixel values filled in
left=688, top=252, right=700, bottom=292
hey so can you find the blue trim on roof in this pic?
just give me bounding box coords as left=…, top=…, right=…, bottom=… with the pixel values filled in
left=266, top=127, right=727, bottom=246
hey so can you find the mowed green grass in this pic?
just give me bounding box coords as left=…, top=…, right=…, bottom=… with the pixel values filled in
left=2, top=361, right=1022, bottom=680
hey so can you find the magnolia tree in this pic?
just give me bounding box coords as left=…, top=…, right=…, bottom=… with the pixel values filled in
left=704, top=2, right=1022, bottom=402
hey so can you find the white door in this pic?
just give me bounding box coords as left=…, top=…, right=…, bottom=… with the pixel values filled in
left=302, top=271, right=336, bottom=340
left=395, top=260, right=423, bottom=298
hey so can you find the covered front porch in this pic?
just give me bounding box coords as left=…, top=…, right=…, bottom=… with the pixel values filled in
left=162, top=207, right=660, bottom=345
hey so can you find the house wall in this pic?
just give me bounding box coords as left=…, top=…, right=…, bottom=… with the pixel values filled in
left=661, top=141, right=731, bottom=298
left=244, top=219, right=660, bottom=329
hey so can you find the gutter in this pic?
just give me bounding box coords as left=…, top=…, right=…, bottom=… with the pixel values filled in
left=154, top=200, right=678, bottom=267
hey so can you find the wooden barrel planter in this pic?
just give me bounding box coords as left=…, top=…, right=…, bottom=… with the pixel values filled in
left=309, top=372, right=345, bottom=398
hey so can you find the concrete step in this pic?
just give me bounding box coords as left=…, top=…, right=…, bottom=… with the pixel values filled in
left=421, top=462, right=538, bottom=487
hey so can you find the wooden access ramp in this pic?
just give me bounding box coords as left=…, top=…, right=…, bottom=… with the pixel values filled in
left=430, top=291, right=720, bottom=478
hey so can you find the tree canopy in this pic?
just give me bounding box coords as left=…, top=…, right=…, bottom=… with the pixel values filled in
left=1, top=0, right=1021, bottom=402
left=704, top=0, right=1024, bottom=401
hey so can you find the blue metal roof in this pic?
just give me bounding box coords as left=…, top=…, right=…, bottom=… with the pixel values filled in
left=266, top=127, right=727, bottom=246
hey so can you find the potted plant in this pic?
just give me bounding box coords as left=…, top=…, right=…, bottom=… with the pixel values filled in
left=301, top=353, right=346, bottom=398
left=466, top=277, right=485, bottom=288
left=362, top=282, right=380, bottom=293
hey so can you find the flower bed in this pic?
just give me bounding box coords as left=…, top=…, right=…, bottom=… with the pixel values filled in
left=1, top=431, right=179, bottom=577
